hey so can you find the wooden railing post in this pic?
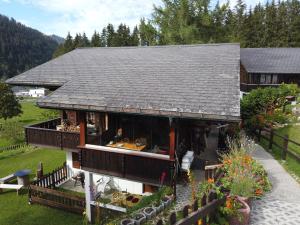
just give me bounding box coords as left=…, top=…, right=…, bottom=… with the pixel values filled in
left=257, top=128, right=262, bottom=142
left=282, top=135, right=288, bottom=160
left=156, top=220, right=163, bottom=225
left=52, top=171, right=55, bottom=189
left=201, top=195, right=207, bottom=225
left=268, top=128, right=274, bottom=151
left=169, top=211, right=177, bottom=225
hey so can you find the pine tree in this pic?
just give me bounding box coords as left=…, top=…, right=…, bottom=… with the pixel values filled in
left=106, top=24, right=116, bottom=47
left=82, top=33, right=90, bottom=47
left=130, top=26, right=140, bottom=46
left=73, top=33, right=83, bottom=48
left=91, top=31, right=101, bottom=47
left=64, top=32, right=74, bottom=52
left=100, top=28, right=107, bottom=47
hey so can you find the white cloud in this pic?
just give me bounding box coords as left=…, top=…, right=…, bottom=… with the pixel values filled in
left=13, top=0, right=162, bottom=37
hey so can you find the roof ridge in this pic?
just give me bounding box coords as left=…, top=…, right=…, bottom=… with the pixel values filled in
left=76, top=43, right=240, bottom=50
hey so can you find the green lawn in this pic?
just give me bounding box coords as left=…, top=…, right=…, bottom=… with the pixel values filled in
left=0, top=100, right=58, bottom=147
left=275, top=124, right=300, bottom=155
left=0, top=147, right=83, bottom=225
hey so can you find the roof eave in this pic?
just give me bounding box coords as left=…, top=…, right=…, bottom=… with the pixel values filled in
left=37, top=101, right=240, bottom=122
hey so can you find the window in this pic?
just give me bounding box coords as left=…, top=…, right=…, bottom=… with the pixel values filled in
left=272, top=74, right=278, bottom=84
left=266, top=75, right=272, bottom=84
left=260, top=74, right=266, bottom=84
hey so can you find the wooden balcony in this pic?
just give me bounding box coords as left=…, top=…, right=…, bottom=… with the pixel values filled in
left=80, top=144, right=175, bottom=186
left=240, top=83, right=280, bottom=92
left=25, top=119, right=99, bottom=150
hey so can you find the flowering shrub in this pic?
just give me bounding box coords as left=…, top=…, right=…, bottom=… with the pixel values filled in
left=220, top=135, right=271, bottom=199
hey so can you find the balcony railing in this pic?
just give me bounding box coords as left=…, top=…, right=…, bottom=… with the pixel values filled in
left=80, top=144, right=175, bottom=186
left=25, top=118, right=99, bottom=150
left=240, top=83, right=280, bottom=92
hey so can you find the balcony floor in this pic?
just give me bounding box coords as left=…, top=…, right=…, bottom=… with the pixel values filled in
left=59, top=179, right=85, bottom=193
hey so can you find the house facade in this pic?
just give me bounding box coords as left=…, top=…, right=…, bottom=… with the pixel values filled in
left=240, top=48, right=300, bottom=92
left=6, top=44, right=240, bottom=221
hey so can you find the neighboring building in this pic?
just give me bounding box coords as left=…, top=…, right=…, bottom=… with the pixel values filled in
left=6, top=44, right=240, bottom=221
left=240, top=48, right=300, bottom=92
left=12, top=86, right=29, bottom=97
left=28, top=88, right=48, bottom=97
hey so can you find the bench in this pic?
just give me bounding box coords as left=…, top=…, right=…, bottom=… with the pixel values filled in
left=0, top=174, right=16, bottom=184
left=0, top=184, right=24, bottom=195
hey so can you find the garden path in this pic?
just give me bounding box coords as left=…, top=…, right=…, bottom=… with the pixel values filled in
left=250, top=144, right=300, bottom=225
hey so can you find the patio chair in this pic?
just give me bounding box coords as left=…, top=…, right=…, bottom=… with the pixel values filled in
left=72, top=172, right=85, bottom=188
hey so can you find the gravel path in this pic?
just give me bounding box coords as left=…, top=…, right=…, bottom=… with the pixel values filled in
left=250, top=144, right=300, bottom=225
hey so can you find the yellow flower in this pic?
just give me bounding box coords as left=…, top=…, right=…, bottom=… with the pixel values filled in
left=198, top=219, right=202, bottom=225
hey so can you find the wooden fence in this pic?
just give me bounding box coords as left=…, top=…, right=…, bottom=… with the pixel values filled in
left=29, top=162, right=86, bottom=214
left=29, top=185, right=86, bottom=214
left=155, top=164, right=225, bottom=225
left=155, top=193, right=225, bottom=225
left=257, top=128, right=300, bottom=162
left=31, top=163, right=68, bottom=188
left=0, top=143, right=28, bottom=152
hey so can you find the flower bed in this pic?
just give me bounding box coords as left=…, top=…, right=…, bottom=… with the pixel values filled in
left=198, top=135, right=271, bottom=225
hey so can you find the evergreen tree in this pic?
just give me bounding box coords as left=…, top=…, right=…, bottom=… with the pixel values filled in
left=82, top=33, right=90, bottom=47
left=91, top=31, right=101, bottom=47
left=64, top=32, right=74, bottom=52
left=106, top=24, right=116, bottom=47
left=115, top=23, right=131, bottom=46
left=139, top=18, right=157, bottom=46
left=131, top=26, right=140, bottom=46
left=73, top=33, right=83, bottom=48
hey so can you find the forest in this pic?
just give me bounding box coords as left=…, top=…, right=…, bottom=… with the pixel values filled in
left=54, top=0, right=300, bottom=57
left=0, top=14, right=58, bottom=80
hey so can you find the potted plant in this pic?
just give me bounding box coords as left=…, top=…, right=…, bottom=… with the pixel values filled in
left=120, top=219, right=135, bottom=225
left=133, top=212, right=146, bottom=225
left=143, top=207, right=156, bottom=219
left=223, top=196, right=250, bottom=225
left=161, top=196, right=172, bottom=208
left=153, top=200, right=164, bottom=213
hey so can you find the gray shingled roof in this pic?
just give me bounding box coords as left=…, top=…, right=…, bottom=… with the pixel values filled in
left=7, top=44, right=240, bottom=121
left=241, top=48, right=300, bottom=74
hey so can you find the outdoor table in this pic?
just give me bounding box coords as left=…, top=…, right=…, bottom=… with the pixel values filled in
left=14, top=169, right=31, bottom=186
left=106, top=142, right=146, bottom=151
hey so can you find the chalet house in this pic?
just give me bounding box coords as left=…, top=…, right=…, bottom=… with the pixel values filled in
left=6, top=44, right=240, bottom=221
left=240, top=48, right=300, bottom=92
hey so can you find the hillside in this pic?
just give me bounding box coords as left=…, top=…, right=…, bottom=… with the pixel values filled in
left=0, top=14, right=58, bottom=80
left=49, top=34, right=65, bottom=44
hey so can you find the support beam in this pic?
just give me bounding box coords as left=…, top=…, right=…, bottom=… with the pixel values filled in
left=78, top=111, right=87, bottom=146
left=169, top=120, right=175, bottom=160
left=84, top=171, right=93, bottom=222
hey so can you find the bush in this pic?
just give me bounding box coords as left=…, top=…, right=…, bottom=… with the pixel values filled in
left=241, top=84, right=300, bottom=131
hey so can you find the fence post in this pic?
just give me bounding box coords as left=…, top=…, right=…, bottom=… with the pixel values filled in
left=52, top=171, right=56, bottom=189
left=268, top=128, right=274, bottom=151
left=156, top=220, right=163, bottom=225
left=257, top=128, right=262, bottom=142
left=201, top=195, right=207, bottom=225
left=28, top=185, right=32, bottom=204
left=282, top=135, right=288, bottom=160
left=169, top=212, right=177, bottom=225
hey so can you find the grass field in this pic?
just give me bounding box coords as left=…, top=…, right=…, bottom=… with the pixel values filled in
left=275, top=124, right=300, bottom=155
left=0, top=147, right=83, bottom=225
left=0, top=100, right=58, bottom=147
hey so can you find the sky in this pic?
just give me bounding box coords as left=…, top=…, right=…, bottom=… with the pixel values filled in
left=0, top=0, right=263, bottom=38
